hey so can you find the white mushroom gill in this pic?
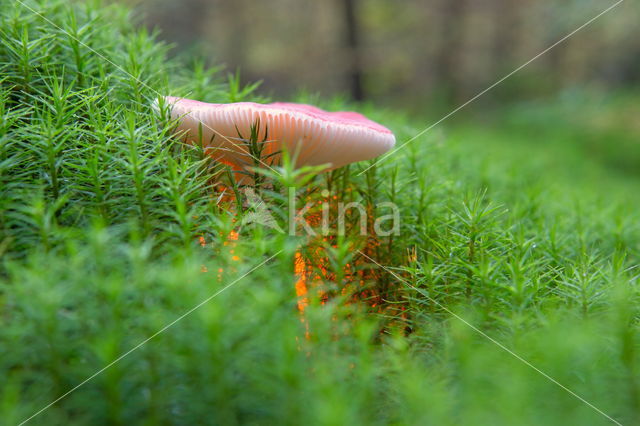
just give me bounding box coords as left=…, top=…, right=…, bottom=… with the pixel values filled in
left=164, top=97, right=396, bottom=174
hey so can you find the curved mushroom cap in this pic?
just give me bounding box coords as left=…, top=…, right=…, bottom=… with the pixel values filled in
left=164, top=97, right=395, bottom=171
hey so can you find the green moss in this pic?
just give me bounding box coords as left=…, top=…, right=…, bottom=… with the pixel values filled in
left=1, top=1, right=639, bottom=425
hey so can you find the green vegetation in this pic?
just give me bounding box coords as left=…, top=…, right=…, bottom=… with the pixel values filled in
left=1, top=1, right=639, bottom=425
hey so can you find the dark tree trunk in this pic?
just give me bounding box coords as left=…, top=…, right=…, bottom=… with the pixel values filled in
left=435, top=0, right=468, bottom=105
left=492, top=0, right=518, bottom=72
left=219, top=0, right=248, bottom=70
left=341, top=0, right=365, bottom=101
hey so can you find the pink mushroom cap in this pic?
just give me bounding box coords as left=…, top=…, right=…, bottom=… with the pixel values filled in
left=163, top=97, right=395, bottom=172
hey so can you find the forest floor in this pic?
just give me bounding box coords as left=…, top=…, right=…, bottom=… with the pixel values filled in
left=1, top=1, right=639, bottom=425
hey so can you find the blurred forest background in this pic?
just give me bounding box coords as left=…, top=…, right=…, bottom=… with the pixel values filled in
left=118, top=0, right=639, bottom=113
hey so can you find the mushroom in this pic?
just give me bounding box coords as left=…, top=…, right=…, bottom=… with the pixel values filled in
left=162, top=97, right=396, bottom=315
left=163, top=97, right=395, bottom=180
